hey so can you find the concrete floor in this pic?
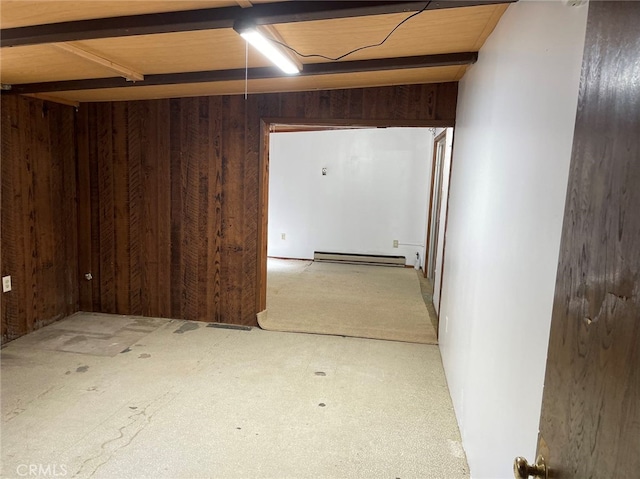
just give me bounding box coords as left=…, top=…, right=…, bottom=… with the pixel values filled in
left=1, top=313, right=468, bottom=479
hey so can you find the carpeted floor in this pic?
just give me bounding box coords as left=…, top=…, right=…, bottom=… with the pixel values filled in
left=259, top=259, right=438, bottom=344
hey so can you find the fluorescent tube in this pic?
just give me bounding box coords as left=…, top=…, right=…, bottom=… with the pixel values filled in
left=240, top=29, right=300, bottom=75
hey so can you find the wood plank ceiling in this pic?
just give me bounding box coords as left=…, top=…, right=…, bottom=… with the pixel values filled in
left=0, top=1, right=513, bottom=103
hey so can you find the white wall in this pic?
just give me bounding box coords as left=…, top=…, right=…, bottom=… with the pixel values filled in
left=268, top=128, right=434, bottom=265
left=438, top=2, right=588, bottom=478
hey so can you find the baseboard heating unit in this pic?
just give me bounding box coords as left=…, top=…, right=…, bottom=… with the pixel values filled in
left=313, top=251, right=406, bottom=267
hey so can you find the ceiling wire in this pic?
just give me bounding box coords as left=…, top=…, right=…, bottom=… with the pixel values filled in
left=267, top=1, right=432, bottom=62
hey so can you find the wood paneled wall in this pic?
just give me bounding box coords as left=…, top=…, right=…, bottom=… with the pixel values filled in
left=75, top=83, right=458, bottom=326
left=1, top=95, right=78, bottom=343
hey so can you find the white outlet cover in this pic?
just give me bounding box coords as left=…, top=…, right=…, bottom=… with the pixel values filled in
left=2, top=275, right=11, bottom=293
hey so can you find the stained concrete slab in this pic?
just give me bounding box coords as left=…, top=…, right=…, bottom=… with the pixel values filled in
left=11, top=313, right=167, bottom=357
left=1, top=313, right=468, bottom=479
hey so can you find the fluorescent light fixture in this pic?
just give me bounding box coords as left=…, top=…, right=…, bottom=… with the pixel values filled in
left=235, top=24, right=300, bottom=75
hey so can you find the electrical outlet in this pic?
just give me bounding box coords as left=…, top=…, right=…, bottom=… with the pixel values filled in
left=281, top=233, right=286, bottom=240
left=393, top=240, right=399, bottom=248
left=2, top=275, right=11, bottom=293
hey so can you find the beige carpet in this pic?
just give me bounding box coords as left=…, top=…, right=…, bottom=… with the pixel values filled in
left=258, top=258, right=438, bottom=344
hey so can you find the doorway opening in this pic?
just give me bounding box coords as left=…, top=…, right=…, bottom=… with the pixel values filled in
left=427, top=132, right=447, bottom=281
left=257, top=119, right=453, bottom=342
left=423, top=128, right=454, bottom=321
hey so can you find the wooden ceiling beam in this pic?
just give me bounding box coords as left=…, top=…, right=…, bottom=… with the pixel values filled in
left=0, top=1, right=517, bottom=48
left=53, top=43, right=144, bottom=81
left=2, top=52, right=477, bottom=95
left=24, top=93, right=79, bottom=108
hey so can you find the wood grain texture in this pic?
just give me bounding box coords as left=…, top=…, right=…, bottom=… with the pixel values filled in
left=76, top=83, right=457, bottom=325
left=75, top=100, right=92, bottom=311
left=0, top=2, right=506, bottom=99
left=0, top=96, right=78, bottom=343
left=539, top=2, right=640, bottom=477
left=0, top=1, right=234, bottom=29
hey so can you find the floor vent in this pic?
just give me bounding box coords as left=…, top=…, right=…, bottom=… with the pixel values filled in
left=206, top=323, right=252, bottom=331
left=313, top=251, right=406, bottom=267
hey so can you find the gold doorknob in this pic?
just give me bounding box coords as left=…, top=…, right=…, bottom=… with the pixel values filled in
left=513, top=455, right=547, bottom=479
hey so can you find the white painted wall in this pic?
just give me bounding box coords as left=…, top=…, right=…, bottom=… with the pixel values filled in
left=432, top=127, right=454, bottom=312
left=268, top=128, right=434, bottom=265
left=438, top=2, right=588, bottom=478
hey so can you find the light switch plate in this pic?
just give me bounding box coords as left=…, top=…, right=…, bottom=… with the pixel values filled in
left=2, top=275, right=11, bottom=293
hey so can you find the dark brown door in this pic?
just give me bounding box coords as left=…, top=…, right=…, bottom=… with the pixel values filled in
left=523, top=2, right=640, bottom=478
